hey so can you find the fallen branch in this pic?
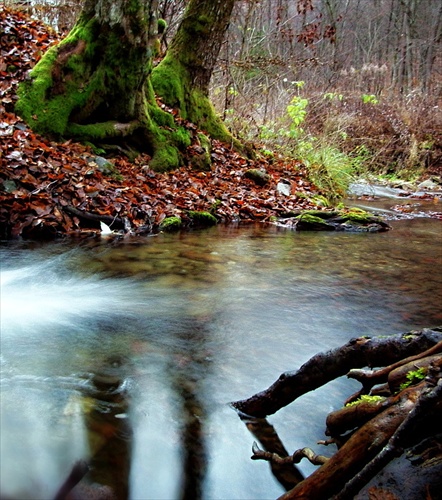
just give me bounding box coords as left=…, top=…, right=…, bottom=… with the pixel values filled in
left=347, top=340, right=442, bottom=390
left=278, top=383, right=426, bottom=500
left=333, top=378, right=442, bottom=500
left=243, top=416, right=304, bottom=490
left=64, top=205, right=127, bottom=231
left=234, top=328, right=442, bottom=499
left=232, top=328, right=442, bottom=417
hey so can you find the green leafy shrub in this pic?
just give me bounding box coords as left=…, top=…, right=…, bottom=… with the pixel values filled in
left=361, top=94, right=379, bottom=105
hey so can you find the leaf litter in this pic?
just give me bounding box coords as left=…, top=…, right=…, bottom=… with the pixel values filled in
left=1, top=7, right=320, bottom=240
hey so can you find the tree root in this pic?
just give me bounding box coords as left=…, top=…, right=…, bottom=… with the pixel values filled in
left=232, top=327, right=442, bottom=417
left=347, top=340, right=442, bottom=390
left=333, top=379, right=442, bottom=500
left=232, top=327, right=442, bottom=499
left=63, top=205, right=128, bottom=231
left=252, top=443, right=329, bottom=467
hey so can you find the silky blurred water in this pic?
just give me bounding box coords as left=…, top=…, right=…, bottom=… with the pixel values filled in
left=1, top=209, right=441, bottom=499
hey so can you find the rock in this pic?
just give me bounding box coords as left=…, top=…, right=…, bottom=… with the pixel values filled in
left=277, top=180, right=291, bottom=196
left=86, top=155, right=117, bottom=176
left=275, top=209, right=391, bottom=233
left=417, top=179, right=439, bottom=191
left=244, top=168, right=271, bottom=186
left=187, top=211, right=217, bottom=227
left=2, top=180, right=17, bottom=193
left=159, top=216, right=182, bottom=232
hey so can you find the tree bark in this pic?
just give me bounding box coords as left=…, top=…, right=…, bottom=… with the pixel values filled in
left=15, top=0, right=240, bottom=170
left=17, top=0, right=156, bottom=134
left=152, top=0, right=241, bottom=148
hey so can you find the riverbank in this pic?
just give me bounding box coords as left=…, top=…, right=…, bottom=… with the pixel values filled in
left=0, top=7, right=324, bottom=240
left=1, top=7, right=440, bottom=240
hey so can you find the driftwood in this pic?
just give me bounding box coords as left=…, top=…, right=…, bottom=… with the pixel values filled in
left=232, top=327, right=442, bottom=499
left=233, top=327, right=442, bottom=417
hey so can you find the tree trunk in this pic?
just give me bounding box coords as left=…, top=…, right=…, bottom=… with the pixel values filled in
left=17, top=0, right=153, bottom=133
left=152, top=0, right=240, bottom=147
left=15, top=0, right=240, bottom=170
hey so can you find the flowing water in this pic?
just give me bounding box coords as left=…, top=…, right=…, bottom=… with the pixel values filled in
left=1, top=198, right=441, bottom=499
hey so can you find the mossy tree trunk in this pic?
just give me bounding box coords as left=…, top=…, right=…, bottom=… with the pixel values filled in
left=16, top=0, right=238, bottom=170
left=152, top=0, right=239, bottom=147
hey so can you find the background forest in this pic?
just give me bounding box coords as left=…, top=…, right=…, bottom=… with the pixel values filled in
left=4, top=0, right=442, bottom=188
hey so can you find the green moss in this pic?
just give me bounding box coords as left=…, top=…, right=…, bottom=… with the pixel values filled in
left=149, top=141, right=181, bottom=172
left=188, top=88, right=234, bottom=144
left=403, top=333, right=418, bottom=341
left=16, top=46, right=63, bottom=135
left=310, top=194, right=330, bottom=207
left=152, top=58, right=240, bottom=149
left=209, top=199, right=221, bottom=214
left=151, top=56, right=187, bottom=111
left=84, top=142, right=106, bottom=155
left=345, top=395, right=386, bottom=407
left=16, top=12, right=155, bottom=139
left=188, top=211, right=217, bottom=227
left=198, top=132, right=211, bottom=152
left=399, top=367, right=426, bottom=391
left=157, top=19, right=167, bottom=34
left=159, top=216, right=182, bottom=231
left=173, top=127, right=192, bottom=149
left=67, top=121, right=133, bottom=140
left=189, top=132, right=212, bottom=171
left=187, top=15, right=213, bottom=35
left=341, top=209, right=376, bottom=224
left=244, top=168, right=271, bottom=186
left=16, top=17, right=109, bottom=137
left=296, top=214, right=329, bottom=224
left=148, top=104, right=175, bottom=128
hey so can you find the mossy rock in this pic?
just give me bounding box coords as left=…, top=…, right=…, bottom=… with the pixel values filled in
left=278, top=208, right=391, bottom=232
left=187, top=211, right=217, bottom=227
left=296, top=213, right=336, bottom=231
left=244, top=168, right=271, bottom=186
left=159, top=216, right=182, bottom=232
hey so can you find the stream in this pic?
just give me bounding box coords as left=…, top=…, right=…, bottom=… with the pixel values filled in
left=1, top=194, right=441, bottom=499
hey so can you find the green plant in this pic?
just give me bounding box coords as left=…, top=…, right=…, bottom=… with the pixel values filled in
left=349, top=144, right=372, bottom=175
left=296, top=137, right=355, bottom=201
left=361, top=94, right=379, bottom=105
left=323, top=92, right=343, bottom=101
left=346, top=395, right=385, bottom=407
left=399, top=367, right=426, bottom=391
left=292, top=80, right=305, bottom=90
left=287, top=95, right=309, bottom=130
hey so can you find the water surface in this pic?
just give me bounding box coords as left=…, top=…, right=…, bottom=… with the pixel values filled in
left=1, top=212, right=441, bottom=499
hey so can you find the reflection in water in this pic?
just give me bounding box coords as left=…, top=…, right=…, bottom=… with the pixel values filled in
left=241, top=416, right=304, bottom=491
left=1, top=212, right=441, bottom=499
left=82, top=356, right=132, bottom=499
left=48, top=357, right=133, bottom=500
left=170, top=321, right=210, bottom=500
